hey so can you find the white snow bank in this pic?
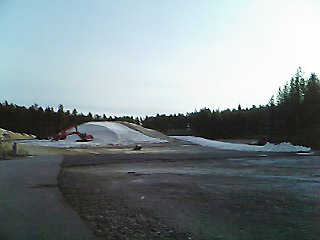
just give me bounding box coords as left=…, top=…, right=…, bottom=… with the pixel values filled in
left=0, top=128, right=36, bottom=140
left=173, top=136, right=311, bottom=152
left=23, top=122, right=167, bottom=148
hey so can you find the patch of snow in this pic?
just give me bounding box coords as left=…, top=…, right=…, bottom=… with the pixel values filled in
left=172, top=136, right=311, bottom=152
left=296, top=152, right=313, bottom=155
left=22, top=121, right=167, bottom=148
left=1, top=128, right=36, bottom=140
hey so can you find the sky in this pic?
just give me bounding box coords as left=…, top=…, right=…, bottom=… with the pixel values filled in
left=1, top=0, right=320, bottom=117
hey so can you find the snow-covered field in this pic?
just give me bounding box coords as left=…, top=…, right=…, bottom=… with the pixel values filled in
left=22, top=122, right=167, bottom=148
left=173, top=136, right=311, bottom=153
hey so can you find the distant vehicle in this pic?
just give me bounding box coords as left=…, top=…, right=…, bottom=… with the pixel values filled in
left=53, top=125, right=94, bottom=142
left=76, top=132, right=94, bottom=142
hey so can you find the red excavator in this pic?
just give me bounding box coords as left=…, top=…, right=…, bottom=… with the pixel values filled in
left=53, top=125, right=94, bottom=142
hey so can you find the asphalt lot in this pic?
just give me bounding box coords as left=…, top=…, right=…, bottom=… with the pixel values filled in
left=59, top=146, right=320, bottom=240
left=0, top=155, right=96, bottom=240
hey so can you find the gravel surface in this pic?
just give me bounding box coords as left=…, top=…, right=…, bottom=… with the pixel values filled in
left=59, top=170, right=190, bottom=240
left=58, top=146, right=320, bottom=240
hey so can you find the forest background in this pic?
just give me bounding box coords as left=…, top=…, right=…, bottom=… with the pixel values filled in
left=1, top=68, right=320, bottom=148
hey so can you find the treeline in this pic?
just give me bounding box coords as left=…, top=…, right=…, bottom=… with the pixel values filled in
left=143, top=106, right=270, bottom=140
left=142, top=68, right=320, bottom=148
left=2, top=68, right=320, bottom=147
left=0, top=103, right=139, bottom=139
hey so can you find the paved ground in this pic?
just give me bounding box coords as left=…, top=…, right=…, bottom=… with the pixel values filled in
left=0, top=154, right=96, bottom=240
left=2, top=144, right=319, bottom=240
left=59, top=146, right=320, bottom=240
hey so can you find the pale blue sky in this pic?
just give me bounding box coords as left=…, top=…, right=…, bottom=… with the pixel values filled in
left=1, top=0, right=320, bottom=116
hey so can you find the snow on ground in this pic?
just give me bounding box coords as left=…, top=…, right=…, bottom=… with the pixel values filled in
left=1, top=128, right=36, bottom=141
left=173, top=136, right=311, bottom=152
left=22, top=122, right=167, bottom=148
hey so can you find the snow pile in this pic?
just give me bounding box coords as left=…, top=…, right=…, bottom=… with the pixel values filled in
left=23, top=122, right=167, bottom=148
left=1, top=128, right=36, bottom=141
left=173, top=136, right=311, bottom=152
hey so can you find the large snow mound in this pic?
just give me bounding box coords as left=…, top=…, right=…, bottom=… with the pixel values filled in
left=23, top=122, right=167, bottom=148
left=173, top=136, right=311, bottom=152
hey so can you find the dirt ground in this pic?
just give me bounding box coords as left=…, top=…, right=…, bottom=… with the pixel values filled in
left=58, top=145, right=320, bottom=240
